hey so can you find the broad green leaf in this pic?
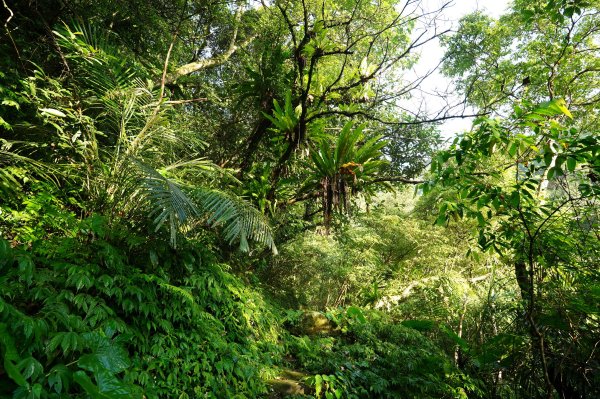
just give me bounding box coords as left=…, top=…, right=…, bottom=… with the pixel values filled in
left=0, top=322, right=19, bottom=360
left=2, top=99, right=20, bottom=109
left=39, top=108, right=67, bottom=118
left=315, top=374, right=322, bottom=396
left=4, top=358, right=27, bottom=386
left=508, top=141, right=519, bottom=157
left=346, top=306, right=366, bottom=323
left=508, top=191, right=520, bottom=207
left=95, top=371, right=133, bottom=398
left=0, top=116, right=10, bottom=129
left=555, top=98, right=573, bottom=118
left=32, top=383, right=42, bottom=398
left=48, top=364, right=70, bottom=394
left=74, top=371, right=106, bottom=398
left=476, top=212, right=485, bottom=227
left=18, top=357, right=43, bottom=380
left=435, top=213, right=447, bottom=226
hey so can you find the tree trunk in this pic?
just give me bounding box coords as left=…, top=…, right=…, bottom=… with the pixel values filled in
left=239, top=117, right=271, bottom=176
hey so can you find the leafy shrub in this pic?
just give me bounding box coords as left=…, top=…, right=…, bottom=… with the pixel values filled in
left=0, top=212, right=283, bottom=398
left=285, top=308, right=484, bottom=398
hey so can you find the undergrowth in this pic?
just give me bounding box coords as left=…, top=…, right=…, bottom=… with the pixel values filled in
left=0, top=207, right=282, bottom=398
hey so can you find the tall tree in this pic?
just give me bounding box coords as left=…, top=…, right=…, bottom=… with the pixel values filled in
left=431, top=2, right=600, bottom=396
left=443, top=0, right=600, bottom=126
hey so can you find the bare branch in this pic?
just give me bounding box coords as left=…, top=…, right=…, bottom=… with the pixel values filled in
left=368, top=176, right=425, bottom=184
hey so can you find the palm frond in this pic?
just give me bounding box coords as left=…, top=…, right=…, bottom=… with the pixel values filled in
left=50, top=22, right=277, bottom=254
left=334, top=122, right=362, bottom=166
left=54, top=22, right=152, bottom=140
left=116, top=160, right=276, bottom=253
left=133, top=160, right=200, bottom=248
left=0, top=166, right=21, bottom=197
left=195, top=188, right=278, bottom=254
left=355, top=135, right=387, bottom=164
left=0, top=142, right=58, bottom=196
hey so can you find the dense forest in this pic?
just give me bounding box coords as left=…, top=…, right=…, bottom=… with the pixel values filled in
left=0, top=0, right=599, bottom=398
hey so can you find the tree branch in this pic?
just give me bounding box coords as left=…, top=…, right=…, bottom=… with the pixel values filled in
left=368, top=176, right=425, bottom=185
left=164, top=3, right=255, bottom=85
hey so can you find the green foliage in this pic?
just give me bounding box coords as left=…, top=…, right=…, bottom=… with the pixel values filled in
left=427, top=99, right=600, bottom=397
left=381, top=123, right=442, bottom=178
left=426, top=98, right=598, bottom=251
left=195, top=188, right=278, bottom=254
left=0, top=215, right=283, bottom=398
left=263, top=190, right=494, bottom=314
left=285, top=309, right=484, bottom=399
left=443, top=0, right=600, bottom=134
left=264, top=91, right=300, bottom=135
left=263, top=218, right=394, bottom=309
left=440, top=10, right=600, bottom=397
left=0, top=236, right=142, bottom=398
left=1, top=21, right=278, bottom=253
left=305, top=121, right=389, bottom=227
left=3, top=1, right=600, bottom=398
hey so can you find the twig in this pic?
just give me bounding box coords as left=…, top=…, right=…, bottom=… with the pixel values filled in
left=368, top=176, right=425, bottom=184
left=128, top=32, right=178, bottom=156
left=2, top=0, right=24, bottom=71
left=158, top=36, right=177, bottom=101
left=2, top=0, right=11, bottom=27
left=141, top=98, right=209, bottom=108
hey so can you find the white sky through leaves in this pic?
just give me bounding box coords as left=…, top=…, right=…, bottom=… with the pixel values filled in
left=410, top=0, right=511, bottom=140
